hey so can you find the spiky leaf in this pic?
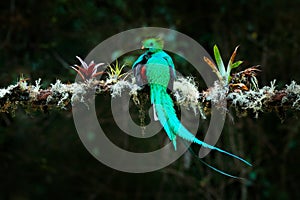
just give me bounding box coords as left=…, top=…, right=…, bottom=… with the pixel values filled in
left=230, top=61, right=243, bottom=69
left=203, top=56, right=223, bottom=81
left=213, top=45, right=226, bottom=77
left=228, top=46, right=239, bottom=66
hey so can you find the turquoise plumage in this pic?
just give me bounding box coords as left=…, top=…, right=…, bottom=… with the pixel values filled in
left=132, top=38, right=251, bottom=177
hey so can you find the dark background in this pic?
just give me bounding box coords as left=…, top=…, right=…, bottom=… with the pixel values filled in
left=1, top=0, right=300, bottom=199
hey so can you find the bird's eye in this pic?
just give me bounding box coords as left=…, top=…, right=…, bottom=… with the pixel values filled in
left=150, top=42, right=153, bottom=46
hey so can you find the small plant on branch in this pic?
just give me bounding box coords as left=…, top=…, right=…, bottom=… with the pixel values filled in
left=204, top=45, right=243, bottom=85
left=71, top=56, right=105, bottom=81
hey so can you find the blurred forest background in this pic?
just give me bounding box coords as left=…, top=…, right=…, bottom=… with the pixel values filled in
left=1, top=0, right=300, bottom=199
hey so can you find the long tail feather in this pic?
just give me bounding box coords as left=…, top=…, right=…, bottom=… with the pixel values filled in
left=151, top=84, right=251, bottom=167
left=177, top=125, right=252, bottom=166
left=153, top=90, right=177, bottom=149
left=182, top=140, right=246, bottom=179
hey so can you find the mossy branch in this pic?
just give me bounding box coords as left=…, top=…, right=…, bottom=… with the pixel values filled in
left=0, top=75, right=299, bottom=121
left=1, top=49, right=299, bottom=119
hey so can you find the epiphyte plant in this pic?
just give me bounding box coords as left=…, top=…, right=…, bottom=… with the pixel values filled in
left=71, top=56, right=105, bottom=81
left=204, top=45, right=243, bottom=85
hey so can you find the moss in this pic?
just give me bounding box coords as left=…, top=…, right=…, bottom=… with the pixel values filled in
left=283, top=81, right=300, bottom=110
left=227, top=80, right=277, bottom=118
left=110, top=78, right=141, bottom=102
left=29, top=78, right=42, bottom=100
left=204, top=81, right=229, bottom=104
left=0, top=83, right=19, bottom=98
left=173, top=76, right=203, bottom=116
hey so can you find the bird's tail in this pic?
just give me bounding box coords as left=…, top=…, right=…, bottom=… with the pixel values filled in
left=150, top=84, right=252, bottom=167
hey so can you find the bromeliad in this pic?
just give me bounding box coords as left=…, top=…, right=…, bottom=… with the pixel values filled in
left=71, top=56, right=105, bottom=81
left=132, top=37, right=251, bottom=177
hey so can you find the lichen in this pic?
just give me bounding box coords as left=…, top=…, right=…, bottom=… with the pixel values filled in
left=0, top=83, right=19, bottom=98
left=173, top=76, right=202, bottom=115
left=110, top=79, right=141, bottom=98
left=204, top=80, right=229, bottom=104
left=19, top=80, right=29, bottom=91
left=47, top=80, right=73, bottom=108
left=283, top=80, right=300, bottom=110
left=47, top=79, right=93, bottom=109
left=50, top=79, right=68, bottom=93
left=29, top=78, right=42, bottom=100
left=70, top=82, right=88, bottom=104
left=227, top=80, right=277, bottom=118
left=57, top=93, right=69, bottom=109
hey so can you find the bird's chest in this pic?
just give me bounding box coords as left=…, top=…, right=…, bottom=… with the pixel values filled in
left=146, top=62, right=170, bottom=86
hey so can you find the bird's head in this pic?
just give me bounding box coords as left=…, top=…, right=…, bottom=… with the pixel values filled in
left=141, top=37, right=164, bottom=53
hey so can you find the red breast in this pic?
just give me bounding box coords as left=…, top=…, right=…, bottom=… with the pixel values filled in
left=141, top=65, right=147, bottom=81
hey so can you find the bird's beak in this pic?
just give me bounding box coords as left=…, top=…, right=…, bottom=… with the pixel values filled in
left=141, top=46, right=144, bottom=49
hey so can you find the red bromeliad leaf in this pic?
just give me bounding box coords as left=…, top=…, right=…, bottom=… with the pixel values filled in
left=71, top=56, right=105, bottom=81
left=229, top=46, right=239, bottom=66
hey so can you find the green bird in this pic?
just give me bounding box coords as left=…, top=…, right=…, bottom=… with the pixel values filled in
left=132, top=37, right=251, bottom=176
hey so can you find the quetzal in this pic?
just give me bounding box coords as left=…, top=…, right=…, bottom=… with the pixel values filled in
left=132, top=37, right=251, bottom=170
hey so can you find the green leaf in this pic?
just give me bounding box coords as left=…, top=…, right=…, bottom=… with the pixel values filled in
left=230, top=61, right=243, bottom=69
left=213, top=45, right=226, bottom=77
left=227, top=75, right=232, bottom=82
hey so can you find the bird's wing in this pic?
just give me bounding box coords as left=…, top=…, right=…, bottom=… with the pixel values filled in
left=132, top=52, right=151, bottom=69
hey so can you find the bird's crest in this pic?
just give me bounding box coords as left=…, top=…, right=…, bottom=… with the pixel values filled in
left=142, top=37, right=164, bottom=51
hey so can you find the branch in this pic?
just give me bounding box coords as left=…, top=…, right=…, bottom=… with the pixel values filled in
left=1, top=50, right=299, bottom=119
left=0, top=75, right=299, bottom=120
left=0, top=78, right=112, bottom=115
